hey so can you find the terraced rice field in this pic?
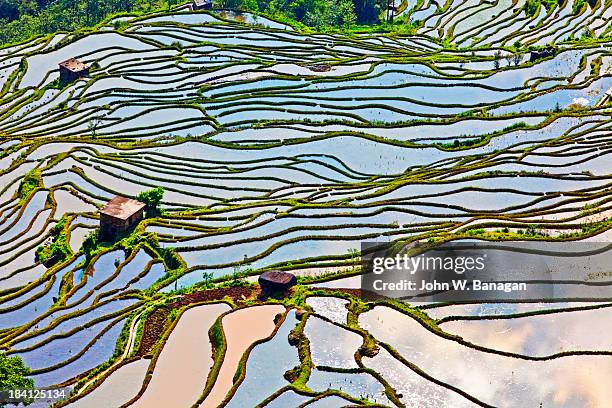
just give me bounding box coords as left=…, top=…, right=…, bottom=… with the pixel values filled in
left=0, top=1, right=610, bottom=407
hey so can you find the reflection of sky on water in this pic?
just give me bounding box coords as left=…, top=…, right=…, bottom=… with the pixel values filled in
left=307, top=297, right=349, bottom=324
left=66, top=359, right=149, bottom=408
left=308, top=368, right=392, bottom=406
left=311, top=275, right=361, bottom=289
left=493, top=76, right=612, bottom=115
left=365, top=347, right=477, bottom=408
left=441, top=306, right=612, bottom=355
left=0, top=258, right=75, bottom=327
left=30, top=319, right=126, bottom=387
left=265, top=390, right=310, bottom=407
left=361, top=306, right=612, bottom=407
left=226, top=312, right=299, bottom=407
left=305, top=316, right=361, bottom=368
left=426, top=302, right=603, bottom=319
left=21, top=33, right=154, bottom=88
left=306, top=394, right=356, bottom=407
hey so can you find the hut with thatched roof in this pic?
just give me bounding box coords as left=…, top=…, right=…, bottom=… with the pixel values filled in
left=258, top=270, right=297, bottom=293
left=59, top=58, right=89, bottom=84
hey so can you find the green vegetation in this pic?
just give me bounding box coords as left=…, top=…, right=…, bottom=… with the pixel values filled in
left=0, top=0, right=409, bottom=47
left=435, top=122, right=528, bottom=151
left=229, top=0, right=386, bottom=28
left=0, top=353, right=34, bottom=405
left=201, top=272, right=215, bottom=289
left=0, top=0, right=184, bottom=45
left=17, top=169, right=42, bottom=204
left=158, top=246, right=181, bottom=270
left=137, top=187, right=164, bottom=217
left=293, top=0, right=357, bottom=28
left=208, top=317, right=225, bottom=356
left=82, top=229, right=100, bottom=263
left=1, top=4, right=611, bottom=406
left=524, top=0, right=540, bottom=16
left=224, top=264, right=251, bottom=287
left=35, top=216, right=72, bottom=265
left=572, top=0, right=586, bottom=13
left=119, top=228, right=153, bottom=250
left=524, top=0, right=560, bottom=16
left=438, top=136, right=485, bottom=150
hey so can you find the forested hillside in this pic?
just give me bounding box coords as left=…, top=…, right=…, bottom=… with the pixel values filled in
left=0, top=0, right=388, bottom=45
left=224, top=0, right=386, bottom=27
left=0, top=0, right=181, bottom=44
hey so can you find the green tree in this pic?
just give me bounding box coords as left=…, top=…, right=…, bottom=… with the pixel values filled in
left=17, top=169, right=42, bottom=203
left=0, top=353, right=34, bottom=405
left=352, top=0, right=383, bottom=24
left=303, top=0, right=356, bottom=29
left=88, top=117, right=101, bottom=139
left=137, top=187, right=164, bottom=217
left=202, top=272, right=215, bottom=289
left=225, top=0, right=259, bottom=11
left=0, top=0, right=19, bottom=21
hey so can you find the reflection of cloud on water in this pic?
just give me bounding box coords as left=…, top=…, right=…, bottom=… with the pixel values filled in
left=360, top=306, right=612, bottom=407
left=366, top=347, right=476, bottom=407
left=441, top=306, right=612, bottom=356
left=552, top=363, right=612, bottom=408
left=571, top=97, right=589, bottom=107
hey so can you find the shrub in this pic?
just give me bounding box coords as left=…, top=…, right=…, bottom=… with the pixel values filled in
left=35, top=236, right=70, bottom=264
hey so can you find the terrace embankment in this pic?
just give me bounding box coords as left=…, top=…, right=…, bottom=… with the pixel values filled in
left=136, top=286, right=255, bottom=357
left=131, top=303, right=231, bottom=407
left=199, top=304, right=285, bottom=408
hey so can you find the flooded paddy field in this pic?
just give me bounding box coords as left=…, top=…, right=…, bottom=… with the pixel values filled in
left=0, top=1, right=610, bottom=407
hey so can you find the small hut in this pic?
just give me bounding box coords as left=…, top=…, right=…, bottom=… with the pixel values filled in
left=59, top=58, right=89, bottom=84
left=259, top=271, right=297, bottom=293
left=99, top=196, right=145, bottom=240
left=192, top=0, right=212, bottom=10
left=529, top=46, right=556, bottom=62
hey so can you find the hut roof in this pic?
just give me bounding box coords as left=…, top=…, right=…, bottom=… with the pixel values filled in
left=100, top=196, right=145, bottom=220
left=59, top=58, right=88, bottom=73
left=259, top=270, right=296, bottom=286
left=193, top=0, right=211, bottom=5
